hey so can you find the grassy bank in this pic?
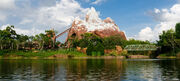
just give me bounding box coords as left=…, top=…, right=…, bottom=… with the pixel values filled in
left=0, top=49, right=87, bottom=59
left=157, top=53, right=176, bottom=59
left=1, top=49, right=179, bottom=59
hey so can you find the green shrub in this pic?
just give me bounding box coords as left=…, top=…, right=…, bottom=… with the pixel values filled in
left=177, top=52, right=180, bottom=58
left=108, top=50, right=118, bottom=56
left=86, top=42, right=104, bottom=56
left=121, top=50, right=128, bottom=56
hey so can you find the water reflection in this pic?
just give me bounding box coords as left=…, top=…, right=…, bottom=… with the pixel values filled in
left=65, top=59, right=126, bottom=81
left=0, top=59, right=179, bottom=81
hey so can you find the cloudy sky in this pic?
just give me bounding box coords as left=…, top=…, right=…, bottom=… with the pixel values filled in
left=0, top=0, right=180, bottom=42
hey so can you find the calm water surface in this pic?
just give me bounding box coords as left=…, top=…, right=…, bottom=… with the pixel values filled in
left=0, top=59, right=180, bottom=81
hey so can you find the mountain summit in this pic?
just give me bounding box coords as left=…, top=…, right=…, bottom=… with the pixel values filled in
left=67, top=7, right=126, bottom=40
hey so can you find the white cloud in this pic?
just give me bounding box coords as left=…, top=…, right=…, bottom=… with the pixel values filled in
left=154, top=8, right=160, bottom=13
left=1, top=24, right=44, bottom=36
left=18, top=0, right=89, bottom=35
left=0, top=12, right=6, bottom=21
left=15, top=28, right=44, bottom=35
left=136, top=3, right=180, bottom=42
left=0, top=0, right=90, bottom=37
left=91, top=0, right=105, bottom=4
left=0, top=24, right=10, bottom=30
left=137, top=27, right=155, bottom=41
left=0, top=0, right=16, bottom=22
left=84, top=0, right=105, bottom=4
left=20, top=19, right=33, bottom=24
left=0, top=24, right=44, bottom=35
left=0, top=0, right=15, bottom=10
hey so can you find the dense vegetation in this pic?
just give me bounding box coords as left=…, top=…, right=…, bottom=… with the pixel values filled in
left=0, top=25, right=60, bottom=51
left=157, top=23, right=180, bottom=56
left=0, top=23, right=180, bottom=57
left=71, top=33, right=150, bottom=56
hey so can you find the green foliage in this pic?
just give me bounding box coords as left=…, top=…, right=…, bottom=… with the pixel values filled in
left=158, top=29, right=175, bottom=47
left=0, top=25, right=61, bottom=51
left=107, top=50, right=118, bottom=56
left=71, top=33, right=152, bottom=56
left=78, top=39, right=88, bottom=48
left=70, top=33, right=105, bottom=56
left=0, top=25, right=17, bottom=50
left=87, top=42, right=104, bottom=56
left=125, top=39, right=150, bottom=46
left=157, top=28, right=180, bottom=56
left=80, top=33, right=104, bottom=56
left=121, top=50, right=128, bottom=56
left=0, top=49, right=86, bottom=58
left=69, top=38, right=79, bottom=48
left=156, top=23, right=180, bottom=56
left=103, top=35, right=126, bottom=49
left=0, top=25, right=155, bottom=57
left=34, top=33, right=51, bottom=49
left=175, top=23, right=180, bottom=38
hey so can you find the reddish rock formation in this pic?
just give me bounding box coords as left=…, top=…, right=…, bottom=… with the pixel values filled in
left=116, top=46, right=123, bottom=54
left=104, top=49, right=113, bottom=54
left=76, top=46, right=87, bottom=54
left=67, top=7, right=127, bottom=41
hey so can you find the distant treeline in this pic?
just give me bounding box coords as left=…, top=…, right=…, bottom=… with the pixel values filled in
left=0, top=23, right=180, bottom=56
left=0, top=25, right=61, bottom=51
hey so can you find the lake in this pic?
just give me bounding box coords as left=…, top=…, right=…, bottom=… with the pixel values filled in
left=0, top=59, right=179, bottom=81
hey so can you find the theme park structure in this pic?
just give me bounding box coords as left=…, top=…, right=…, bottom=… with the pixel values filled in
left=55, top=7, right=126, bottom=45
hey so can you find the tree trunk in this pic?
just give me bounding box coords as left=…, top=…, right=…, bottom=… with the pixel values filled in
left=0, top=44, right=3, bottom=50
left=11, top=43, right=14, bottom=50
left=52, top=37, right=56, bottom=49
left=16, top=44, right=19, bottom=50
left=38, top=43, right=41, bottom=50
left=41, top=41, right=44, bottom=50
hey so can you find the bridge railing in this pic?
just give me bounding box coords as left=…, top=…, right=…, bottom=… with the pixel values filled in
left=124, top=44, right=158, bottom=51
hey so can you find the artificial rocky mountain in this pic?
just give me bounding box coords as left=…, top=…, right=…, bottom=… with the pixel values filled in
left=67, top=7, right=127, bottom=40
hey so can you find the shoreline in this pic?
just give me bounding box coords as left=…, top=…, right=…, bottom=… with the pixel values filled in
left=0, top=55, right=178, bottom=60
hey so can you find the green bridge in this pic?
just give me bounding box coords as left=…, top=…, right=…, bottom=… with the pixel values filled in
left=124, top=44, right=158, bottom=51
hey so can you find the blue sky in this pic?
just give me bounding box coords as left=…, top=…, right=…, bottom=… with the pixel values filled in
left=0, top=0, right=180, bottom=42
left=79, top=0, right=178, bottom=37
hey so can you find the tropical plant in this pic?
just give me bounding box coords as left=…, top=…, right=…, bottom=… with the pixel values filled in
left=175, top=23, right=180, bottom=39
left=157, top=29, right=179, bottom=55
left=103, top=35, right=126, bottom=49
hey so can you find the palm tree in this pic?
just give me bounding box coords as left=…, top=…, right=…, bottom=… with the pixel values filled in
left=45, top=29, right=57, bottom=49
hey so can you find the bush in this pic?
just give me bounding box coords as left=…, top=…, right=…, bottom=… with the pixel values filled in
left=86, top=42, right=104, bottom=56
left=121, top=50, right=128, bottom=56
left=71, top=33, right=152, bottom=56
left=103, top=35, right=126, bottom=49
left=108, top=50, right=118, bottom=56
left=177, top=52, right=180, bottom=59
left=0, top=50, right=9, bottom=55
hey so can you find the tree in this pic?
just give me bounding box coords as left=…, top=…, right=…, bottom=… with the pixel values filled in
left=157, top=29, right=176, bottom=55
left=175, top=23, right=180, bottom=38
left=103, top=35, right=126, bottom=49
left=45, top=29, right=58, bottom=49
left=0, top=30, right=3, bottom=50
left=80, top=33, right=104, bottom=56
left=16, top=34, right=29, bottom=50
left=126, top=39, right=150, bottom=45
left=0, top=25, right=61, bottom=51
left=33, top=33, right=49, bottom=50
left=0, top=25, right=17, bottom=50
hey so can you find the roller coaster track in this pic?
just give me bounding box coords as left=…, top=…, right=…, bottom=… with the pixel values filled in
left=55, top=28, right=71, bottom=38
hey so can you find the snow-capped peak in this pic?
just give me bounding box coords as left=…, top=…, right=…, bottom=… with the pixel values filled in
left=86, top=7, right=101, bottom=22
left=72, top=7, right=120, bottom=32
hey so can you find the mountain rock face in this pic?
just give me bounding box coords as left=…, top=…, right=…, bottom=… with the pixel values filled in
left=67, top=7, right=126, bottom=40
